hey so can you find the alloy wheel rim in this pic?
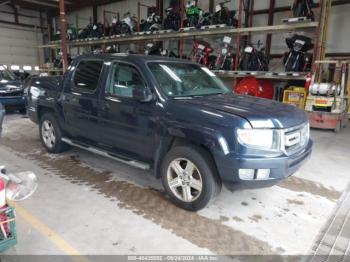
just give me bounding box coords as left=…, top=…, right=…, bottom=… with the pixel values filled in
left=41, top=120, right=56, bottom=149
left=166, top=158, right=203, bottom=203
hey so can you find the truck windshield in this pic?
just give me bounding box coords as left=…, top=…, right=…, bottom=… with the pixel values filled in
left=0, top=66, right=16, bottom=81
left=148, top=62, right=230, bottom=97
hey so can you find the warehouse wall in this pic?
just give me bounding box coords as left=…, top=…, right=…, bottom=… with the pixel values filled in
left=0, top=5, right=44, bottom=68
left=66, top=7, right=93, bottom=29
left=97, top=0, right=159, bottom=24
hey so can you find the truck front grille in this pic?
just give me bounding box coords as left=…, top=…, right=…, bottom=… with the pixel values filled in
left=283, top=124, right=309, bottom=155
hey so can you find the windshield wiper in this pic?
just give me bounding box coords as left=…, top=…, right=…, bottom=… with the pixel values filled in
left=173, top=96, right=193, bottom=99
left=172, top=92, right=227, bottom=99
left=192, top=93, right=226, bottom=97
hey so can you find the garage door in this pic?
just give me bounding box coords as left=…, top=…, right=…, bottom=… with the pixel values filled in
left=0, top=23, right=43, bottom=67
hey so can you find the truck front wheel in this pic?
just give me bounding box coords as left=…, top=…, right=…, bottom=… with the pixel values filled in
left=161, top=145, right=221, bottom=211
left=39, top=113, right=69, bottom=153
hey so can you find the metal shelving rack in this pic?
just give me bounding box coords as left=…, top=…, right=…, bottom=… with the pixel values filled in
left=39, top=0, right=325, bottom=82
left=213, top=70, right=309, bottom=81
left=38, top=21, right=318, bottom=49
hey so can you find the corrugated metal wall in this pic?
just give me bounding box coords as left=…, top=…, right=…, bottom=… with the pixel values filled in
left=0, top=5, right=44, bottom=68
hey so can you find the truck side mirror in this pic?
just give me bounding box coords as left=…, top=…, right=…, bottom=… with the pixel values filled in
left=132, top=87, right=152, bottom=102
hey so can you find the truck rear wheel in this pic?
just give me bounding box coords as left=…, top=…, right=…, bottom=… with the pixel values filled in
left=161, top=145, right=221, bottom=211
left=39, top=113, right=69, bottom=153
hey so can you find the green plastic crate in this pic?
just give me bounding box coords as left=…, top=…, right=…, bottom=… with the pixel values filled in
left=0, top=207, right=17, bottom=253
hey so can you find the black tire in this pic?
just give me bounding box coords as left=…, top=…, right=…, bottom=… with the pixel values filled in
left=188, top=16, right=198, bottom=27
left=208, top=55, right=217, bottom=69
left=39, top=113, right=69, bottom=153
left=308, top=10, right=315, bottom=21
left=293, top=2, right=304, bottom=17
left=239, top=54, right=250, bottom=70
left=223, top=58, right=232, bottom=70
left=161, top=145, right=222, bottom=211
left=285, top=54, right=297, bottom=72
left=258, top=52, right=269, bottom=71
left=19, top=108, right=26, bottom=115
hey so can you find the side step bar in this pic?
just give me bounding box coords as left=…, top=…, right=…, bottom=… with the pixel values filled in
left=61, top=138, right=151, bottom=170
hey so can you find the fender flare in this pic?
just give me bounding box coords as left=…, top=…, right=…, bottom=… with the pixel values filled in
left=152, top=126, right=229, bottom=178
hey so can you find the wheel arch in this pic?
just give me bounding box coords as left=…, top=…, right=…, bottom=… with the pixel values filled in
left=37, top=105, right=67, bottom=135
left=37, top=105, right=55, bottom=121
left=153, top=129, right=224, bottom=180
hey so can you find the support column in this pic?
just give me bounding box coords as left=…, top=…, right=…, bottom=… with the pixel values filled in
left=59, top=0, right=68, bottom=72
left=179, top=0, right=184, bottom=59
left=247, top=0, right=254, bottom=43
left=13, top=6, right=18, bottom=23
left=265, top=0, right=275, bottom=57
left=209, top=0, right=214, bottom=13
left=93, top=5, right=97, bottom=25
left=234, top=0, right=243, bottom=70
left=137, top=2, right=141, bottom=32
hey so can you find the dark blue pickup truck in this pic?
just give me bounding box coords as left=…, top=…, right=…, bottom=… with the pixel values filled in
left=26, top=54, right=312, bottom=211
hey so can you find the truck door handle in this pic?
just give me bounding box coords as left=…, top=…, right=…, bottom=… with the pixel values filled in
left=102, top=104, right=110, bottom=111
left=59, top=95, right=69, bottom=103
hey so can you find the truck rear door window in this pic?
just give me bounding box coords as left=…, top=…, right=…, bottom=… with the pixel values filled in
left=73, top=60, right=103, bottom=92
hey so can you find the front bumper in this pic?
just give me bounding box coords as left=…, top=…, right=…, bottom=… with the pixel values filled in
left=214, top=139, right=313, bottom=187
left=0, top=96, right=26, bottom=109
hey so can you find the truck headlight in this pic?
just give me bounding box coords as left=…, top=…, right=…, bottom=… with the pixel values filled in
left=237, top=128, right=281, bottom=150
left=300, top=123, right=310, bottom=146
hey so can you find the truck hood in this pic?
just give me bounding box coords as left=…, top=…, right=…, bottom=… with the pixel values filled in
left=177, top=93, right=308, bottom=129
left=0, top=79, right=23, bottom=91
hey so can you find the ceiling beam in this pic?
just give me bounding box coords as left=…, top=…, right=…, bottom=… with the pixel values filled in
left=19, top=0, right=58, bottom=8
left=252, top=0, right=350, bottom=15
left=67, top=0, right=123, bottom=12
left=0, top=19, right=47, bottom=29
left=0, top=8, right=39, bottom=18
left=46, top=0, right=72, bottom=5
left=11, top=0, right=57, bottom=10
left=0, top=1, right=11, bottom=5
left=10, top=0, right=72, bottom=10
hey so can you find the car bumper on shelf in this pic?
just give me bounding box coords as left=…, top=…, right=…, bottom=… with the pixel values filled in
left=214, top=140, right=313, bottom=187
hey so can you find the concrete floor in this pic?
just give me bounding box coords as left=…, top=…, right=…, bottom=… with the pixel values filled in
left=0, top=113, right=349, bottom=256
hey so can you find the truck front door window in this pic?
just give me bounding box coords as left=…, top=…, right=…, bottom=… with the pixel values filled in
left=107, top=63, right=146, bottom=98
left=73, top=60, right=103, bottom=92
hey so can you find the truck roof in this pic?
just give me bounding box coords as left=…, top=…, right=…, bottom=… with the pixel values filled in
left=75, top=53, right=195, bottom=64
